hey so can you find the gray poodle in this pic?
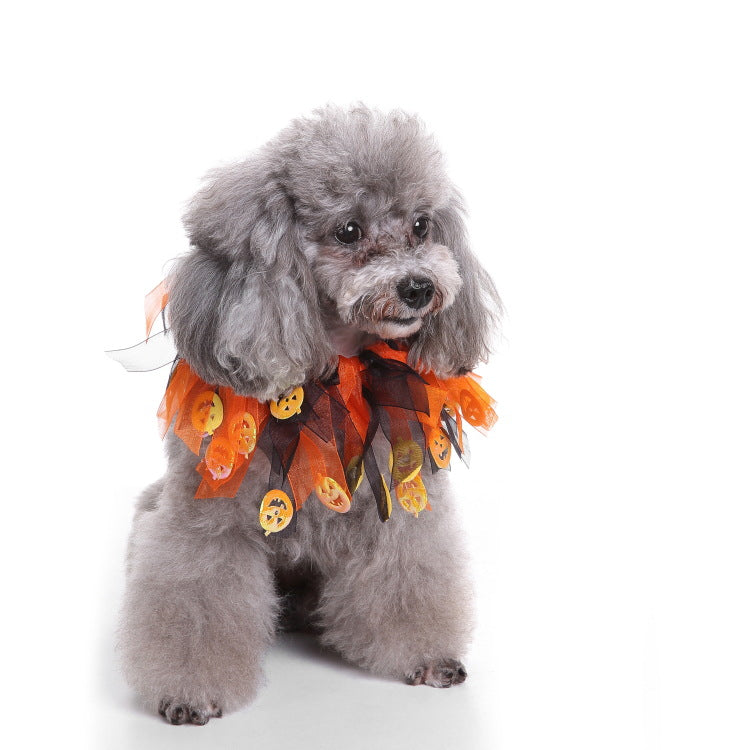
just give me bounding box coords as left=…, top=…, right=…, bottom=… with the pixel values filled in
left=119, top=105, right=501, bottom=725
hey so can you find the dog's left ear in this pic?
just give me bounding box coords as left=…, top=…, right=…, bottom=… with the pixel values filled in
left=408, top=192, right=502, bottom=376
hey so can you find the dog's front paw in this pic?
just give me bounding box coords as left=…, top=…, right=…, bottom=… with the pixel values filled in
left=405, top=659, right=467, bottom=688
left=158, top=698, right=223, bottom=725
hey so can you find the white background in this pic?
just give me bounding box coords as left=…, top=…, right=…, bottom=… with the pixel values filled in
left=2, top=1, right=749, bottom=748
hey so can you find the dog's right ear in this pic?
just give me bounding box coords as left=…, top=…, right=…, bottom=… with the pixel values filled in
left=408, top=191, right=502, bottom=377
left=168, top=156, right=334, bottom=401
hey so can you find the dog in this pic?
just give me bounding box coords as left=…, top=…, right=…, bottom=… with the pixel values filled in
left=119, top=105, right=501, bottom=725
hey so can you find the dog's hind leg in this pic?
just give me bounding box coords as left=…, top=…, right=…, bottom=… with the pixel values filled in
left=119, top=493, right=277, bottom=724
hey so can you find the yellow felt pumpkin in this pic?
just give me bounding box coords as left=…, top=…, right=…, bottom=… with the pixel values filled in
left=377, top=474, right=392, bottom=521
left=270, top=387, right=304, bottom=419
left=396, top=475, right=429, bottom=517
left=314, top=476, right=351, bottom=513
left=190, top=390, right=224, bottom=436
left=345, top=455, right=364, bottom=493
left=259, top=489, right=294, bottom=535
left=389, top=439, right=423, bottom=484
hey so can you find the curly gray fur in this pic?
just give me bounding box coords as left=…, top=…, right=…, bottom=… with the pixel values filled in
left=120, top=105, right=501, bottom=724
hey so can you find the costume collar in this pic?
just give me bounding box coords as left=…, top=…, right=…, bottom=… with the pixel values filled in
left=161, top=341, right=496, bottom=535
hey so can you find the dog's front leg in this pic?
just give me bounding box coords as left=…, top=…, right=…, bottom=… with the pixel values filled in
left=119, top=495, right=277, bottom=724
left=316, top=474, right=474, bottom=687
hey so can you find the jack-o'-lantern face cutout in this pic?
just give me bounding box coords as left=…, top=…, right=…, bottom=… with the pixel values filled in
left=204, top=437, right=235, bottom=481
left=228, top=412, right=257, bottom=456
left=389, top=439, right=423, bottom=484
left=460, top=390, right=483, bottom=427
left=428, top=428, right=451, bottom=469
left=259, top=489, right=293, bottom=536
left=396, top=475, right=429, bottom=517
left=191, top=391, right=224, bottom=436
left=270, top=387, right=304, bottom=419
left=314, top=476, right=351, bottom=513
left=345, top=455, right=364, bottom=494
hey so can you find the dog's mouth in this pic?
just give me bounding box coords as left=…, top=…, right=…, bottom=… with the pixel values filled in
left=342, top=291, right=436, bottom=339
left=383, top=316, right=418, bottom=326
left=366, top=315, right=425, bottom=339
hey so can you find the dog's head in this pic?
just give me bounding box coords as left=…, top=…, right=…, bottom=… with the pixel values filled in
left=169, top=105, right=501, bottom=400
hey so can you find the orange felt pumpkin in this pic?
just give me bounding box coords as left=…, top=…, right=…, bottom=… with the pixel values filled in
left=228, top=411, right=257, bottom=456
left=270, top=387, right=304, bottom=419
left=396, top=475, right=429, bottom=517
left=459, top=389, right=484, bottom=427
left=428, top=428, right=451, bottom=468
left=190, top=390, right=224, bottom=436
left=204, top=437, right=235, bottom=481
left=314, top=476, right=351, bottom=513
left=259, top=489, right=294, bottom=536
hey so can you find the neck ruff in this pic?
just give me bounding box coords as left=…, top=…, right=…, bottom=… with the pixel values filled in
left=160, top=341, right=497, bottom=536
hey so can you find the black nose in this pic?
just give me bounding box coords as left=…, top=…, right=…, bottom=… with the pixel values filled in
left=397, top=277, right=435, bottom=310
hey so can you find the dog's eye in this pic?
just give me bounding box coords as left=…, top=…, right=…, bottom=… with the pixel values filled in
left=335, top=221, right=363, bottom=245
left=413, top=216, right=430, bottom=240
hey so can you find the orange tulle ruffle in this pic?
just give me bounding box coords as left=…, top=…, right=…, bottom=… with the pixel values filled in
left=158, top=343, right=497, bottom=534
